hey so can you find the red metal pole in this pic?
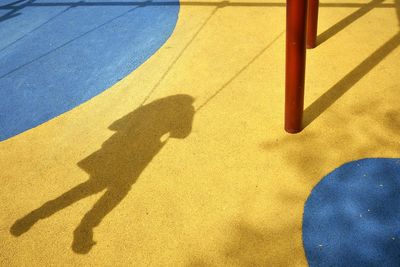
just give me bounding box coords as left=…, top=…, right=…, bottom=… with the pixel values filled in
left=285, top=0, right=308, bottom=133
left=307, top=0, right=319, bottom=48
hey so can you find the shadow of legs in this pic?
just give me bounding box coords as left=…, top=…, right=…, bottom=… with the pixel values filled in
left=10, top=180, right=104, bottom=236
left=72, top=186, right=130, bottom=254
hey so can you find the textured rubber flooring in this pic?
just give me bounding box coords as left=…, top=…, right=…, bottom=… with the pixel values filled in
left=1, top=0, right=400, bottom=266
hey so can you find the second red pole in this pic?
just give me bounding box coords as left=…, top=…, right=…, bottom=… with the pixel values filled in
left=307, top=0, right=319, bottom=48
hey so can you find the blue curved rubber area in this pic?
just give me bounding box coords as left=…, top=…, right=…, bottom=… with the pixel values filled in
left=0, top=0, right=179, bottom=141
left=303, top=158, right=400, bottom=267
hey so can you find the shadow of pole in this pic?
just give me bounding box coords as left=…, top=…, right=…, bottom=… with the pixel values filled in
left=317, top=0, right=384, bottom=46
left=303, top=32, right=400, bottom=128
left=304, top=0, right=400, bottom=127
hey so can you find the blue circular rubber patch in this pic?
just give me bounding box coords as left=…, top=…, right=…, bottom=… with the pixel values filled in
left=303, top=158, right=400, bottom=266
left=0, top=0, right=179, bottom=141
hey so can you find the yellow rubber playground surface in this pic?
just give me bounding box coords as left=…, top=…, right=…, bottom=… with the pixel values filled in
left=1, top=0, right=400, bottom=265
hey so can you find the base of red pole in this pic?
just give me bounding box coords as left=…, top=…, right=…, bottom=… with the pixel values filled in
left=284, top=126, right=303, bottom=134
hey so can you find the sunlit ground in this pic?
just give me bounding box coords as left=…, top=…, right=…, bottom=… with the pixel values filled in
left=1, top=0, right=399, bottom=265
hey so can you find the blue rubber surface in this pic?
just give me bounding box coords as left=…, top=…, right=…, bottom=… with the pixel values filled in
left=0, top=0, right=179, bottom=141
left=303, top=158, right=400, bottom=267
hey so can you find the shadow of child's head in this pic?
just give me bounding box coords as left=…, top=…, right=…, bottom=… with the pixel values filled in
left=162, top=94, right=195, bottom=139
left=108, top=94, right=195, bottom=140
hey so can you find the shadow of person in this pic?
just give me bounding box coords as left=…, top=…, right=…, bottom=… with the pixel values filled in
left=10, top=94, right=195, bottom=254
